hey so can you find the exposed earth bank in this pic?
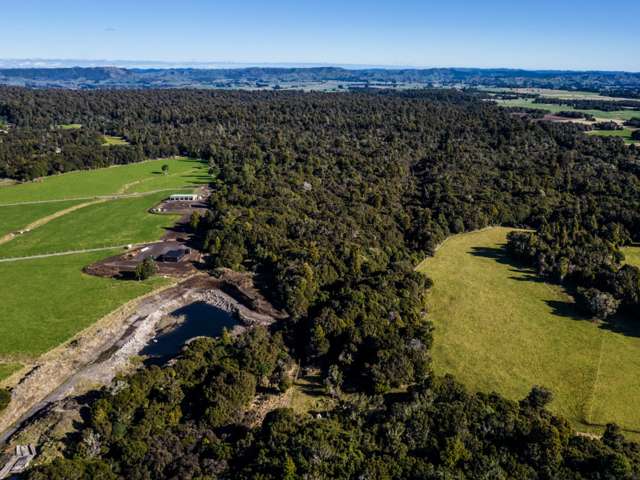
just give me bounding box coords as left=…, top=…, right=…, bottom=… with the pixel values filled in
left=0, top=271, right=284, bottom=449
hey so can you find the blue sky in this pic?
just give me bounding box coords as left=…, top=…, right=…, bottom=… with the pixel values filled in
left=1, top=0, right=638, bottom=71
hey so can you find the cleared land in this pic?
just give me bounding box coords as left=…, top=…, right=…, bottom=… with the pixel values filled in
left=0, top=200, right=84, bottom=237
left=586, top=128, right=637, bottom=145
left=0, top=192, right=178, bottom=258
left=101, top=135, right=130, bottom=146
left=0, top=158, right=208, bottom=379
left=0, top=364, right=21, bottom=382
left=623, top=246, right=640, bottom=268
left=495, top=98, right=640, bottom=121
left=0, top=251, right=167, bottom=362
left=487, top=87, right=639, bottom=102
left=0, top=157, right=208, bottom=204
left=417, top=227, right=640, bottom=435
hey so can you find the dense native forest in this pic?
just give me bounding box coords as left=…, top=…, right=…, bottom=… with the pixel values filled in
left=2, top=87, right=640, bottom=478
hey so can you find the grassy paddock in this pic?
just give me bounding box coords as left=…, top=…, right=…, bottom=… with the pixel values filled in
left=0, top=200, right=85, bottom=237
left=0, top=192, right=179, bottom=258
left=0, top=363, right=22, bottom=382
left=0, top=251, right=168, bottom=360
left=487, top=87, right=638, bottom=102
left=0, top=157, right=205, bottom=203
left=622, top=246, right=640, bottom=268
left=587, top=128, right=639, bottom=145
left=495, top=98, right=639, bottom=121
left=417, top=227, right=640, bottom=435
left=0, top=157, right=208, bottom=364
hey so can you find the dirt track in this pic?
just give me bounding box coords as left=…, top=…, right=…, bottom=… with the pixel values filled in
left=0, top=199, right=106, bottom=246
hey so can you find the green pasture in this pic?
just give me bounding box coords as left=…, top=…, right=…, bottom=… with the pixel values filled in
left=101, top=135, right=130, bottom=146
left=0, top=251, right=168, bottom=360
left=417, top=227, right=640, bottom=436
left=587, top=128, right=639, bottom=145
left=0, top=200, right=85, bottom=237
left=0, top=157, right=206, bottom=374
left=0, top=157, right=205, bottom=204
left=623, top=246, right=640, bottom=268
left=0, top=363, right=22, bottom=382
left=0, top=192, right=178, bottom=258
left=495, top=98, right=639, bottom=121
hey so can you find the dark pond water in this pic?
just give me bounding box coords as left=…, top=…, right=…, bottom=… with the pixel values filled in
left=141, top=302, right=238, bottom=362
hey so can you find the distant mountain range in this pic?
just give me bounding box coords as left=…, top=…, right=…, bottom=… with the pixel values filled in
left=0, top=65, right=639, bottom=91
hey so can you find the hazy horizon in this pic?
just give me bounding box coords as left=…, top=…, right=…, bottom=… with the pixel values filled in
left=1, top=58, right=639, bottom=74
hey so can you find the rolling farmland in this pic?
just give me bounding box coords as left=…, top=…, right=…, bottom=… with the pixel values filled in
left=0, top=157, right=208, bottom=381
left=417, top=227, right=640, bottom=437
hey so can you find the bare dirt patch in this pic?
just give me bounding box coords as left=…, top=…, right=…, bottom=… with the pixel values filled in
left=84, top=190, right=211, bottom=279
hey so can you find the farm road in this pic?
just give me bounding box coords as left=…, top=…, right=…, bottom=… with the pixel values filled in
left=0, top=242, right=163, bottom=263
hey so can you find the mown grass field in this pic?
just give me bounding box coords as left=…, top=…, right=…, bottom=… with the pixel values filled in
left=0, top=251, right=168, bottom=360
left=0, top=157, right=208, bottom=203
left=0, top=199, right=84, bottom=237
left=0, top=192, right=179, bottom=258
left=0, top=157, right=208, bottom=378
left=417, top=227, right=640, bottom=436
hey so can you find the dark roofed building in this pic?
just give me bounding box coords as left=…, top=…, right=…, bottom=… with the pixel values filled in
left=157, top=248, right=190, bottom=263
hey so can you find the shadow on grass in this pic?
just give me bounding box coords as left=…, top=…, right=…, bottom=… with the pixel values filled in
left=470, top=245, right=548, bottom=283
left=296, top=374, right=326, bottom=397
left=470, top=243, right=640, bottom=339
left=470, top=245, right=585, bottom=321
left=545, top=300, right=589, bottom=321
left=600, top=310, right=640, bottom=338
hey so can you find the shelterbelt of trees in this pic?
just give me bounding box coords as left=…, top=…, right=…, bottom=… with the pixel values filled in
left=532, top=96, right=640, bottom=112
left=7, top=88, right=639, bottom=479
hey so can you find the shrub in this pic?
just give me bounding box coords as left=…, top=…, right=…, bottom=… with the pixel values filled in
left=134, top=257, right=157, bottom=281
left=576, top=287, right=621, bottom=319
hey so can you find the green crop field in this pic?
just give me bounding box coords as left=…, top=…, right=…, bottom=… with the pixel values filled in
left=0, top=251, right=168, bottom=361
left=0, top=199, right=85, bottom=237
left=58, top=123, right=82, bottom=130
left=417, top=227, right=640, bottom=436
left=0, top=157, right=207, bottom=203
left=0, top=192, right=179, bottom=258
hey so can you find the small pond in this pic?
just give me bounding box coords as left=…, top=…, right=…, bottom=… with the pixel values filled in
left=141, top=302, right=238, bottom=362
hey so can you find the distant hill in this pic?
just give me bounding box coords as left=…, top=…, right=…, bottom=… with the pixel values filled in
left=1, top=66, right=640, bottom=92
